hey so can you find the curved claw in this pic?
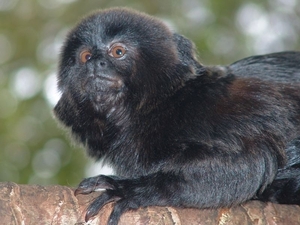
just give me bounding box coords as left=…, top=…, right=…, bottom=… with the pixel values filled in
left=85, top=191, right=121, bottom=222
left=74, top=187, right=91, bottom=196
left=107, top=200, right=128, bottom=225
left=75, top=175, right=117, bottom=196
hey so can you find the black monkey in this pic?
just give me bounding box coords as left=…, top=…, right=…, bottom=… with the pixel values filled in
left=54, top=8, right=300, bottom=224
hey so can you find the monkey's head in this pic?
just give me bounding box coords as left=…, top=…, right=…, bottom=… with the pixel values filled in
left=55, top=8, right=200, bottom=119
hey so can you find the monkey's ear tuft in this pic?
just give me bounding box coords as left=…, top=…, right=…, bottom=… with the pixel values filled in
left=172, top=33, right=203, bottom=74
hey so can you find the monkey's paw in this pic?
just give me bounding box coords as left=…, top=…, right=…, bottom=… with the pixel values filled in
left=75, top=175, right=147, bottom=225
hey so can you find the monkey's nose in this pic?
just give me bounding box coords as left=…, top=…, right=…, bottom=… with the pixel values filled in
left=99, top=61, right=107, bottom=67
left=93, top=59, right=108, bottom=70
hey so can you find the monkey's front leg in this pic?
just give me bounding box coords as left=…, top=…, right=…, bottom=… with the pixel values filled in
left=75, top=151, right=273, bottom=225
left=75, top=172, right=183, bottom=225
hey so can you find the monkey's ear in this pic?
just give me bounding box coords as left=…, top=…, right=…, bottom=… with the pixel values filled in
left=172, top=33, right=203, bottom=72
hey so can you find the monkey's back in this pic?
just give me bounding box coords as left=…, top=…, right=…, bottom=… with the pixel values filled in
left=228, top=51, right=300, bottom=83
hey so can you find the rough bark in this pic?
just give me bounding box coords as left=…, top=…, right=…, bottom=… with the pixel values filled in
left=1, top=182, right=300, bottom=225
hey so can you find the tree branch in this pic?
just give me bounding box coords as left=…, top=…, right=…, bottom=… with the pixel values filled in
left=1, top=182, right=300, bottom=224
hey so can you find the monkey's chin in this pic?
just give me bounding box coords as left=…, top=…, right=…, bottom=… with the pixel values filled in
left=89, top=91, right=124, bottom=113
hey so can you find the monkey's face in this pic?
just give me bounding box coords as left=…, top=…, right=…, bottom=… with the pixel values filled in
left=56, top=8, right=183, bottom=113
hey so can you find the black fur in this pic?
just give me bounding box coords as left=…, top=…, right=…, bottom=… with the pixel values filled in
left=54, top=8, right=300, bottom=224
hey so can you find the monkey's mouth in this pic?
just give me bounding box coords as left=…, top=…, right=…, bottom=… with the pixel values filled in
left=98, top=75, right=123, bottom=90
left=83, top=74, right=123, bottom=92
left=82, top=75, right=125, bottom=107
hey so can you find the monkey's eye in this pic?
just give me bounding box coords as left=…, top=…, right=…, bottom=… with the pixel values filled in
left=80, top=50, right=92, bottom=63
left=108, top=44, right=127, bottom=58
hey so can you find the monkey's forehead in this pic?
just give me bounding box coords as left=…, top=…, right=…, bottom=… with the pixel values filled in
left=69, top=7, right=173, bottom=45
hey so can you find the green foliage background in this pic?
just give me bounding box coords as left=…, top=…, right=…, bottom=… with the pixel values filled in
left=1, top=0, right=300, bottom=187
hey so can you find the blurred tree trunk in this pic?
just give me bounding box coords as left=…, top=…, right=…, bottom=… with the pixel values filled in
left=1, top=182, right=300, bottom=225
